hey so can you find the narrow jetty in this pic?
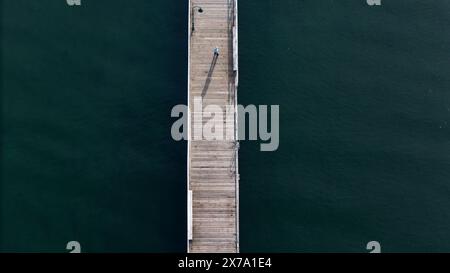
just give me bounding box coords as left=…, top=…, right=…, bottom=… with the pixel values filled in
left=187, top=0, right=239, bottom=253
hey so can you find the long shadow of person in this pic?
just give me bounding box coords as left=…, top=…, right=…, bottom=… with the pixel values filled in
left=201, top=53, right=219, bottom=97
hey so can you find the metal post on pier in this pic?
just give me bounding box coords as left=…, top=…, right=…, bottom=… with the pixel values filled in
left=191, top=6, right=203, bottom=35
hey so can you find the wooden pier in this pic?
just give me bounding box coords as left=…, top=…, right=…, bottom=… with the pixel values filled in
left=187, top=0, right=239, bottom=253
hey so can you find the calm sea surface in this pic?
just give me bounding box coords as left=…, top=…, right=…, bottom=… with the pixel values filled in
left=2, top=0, right=450, bottom=252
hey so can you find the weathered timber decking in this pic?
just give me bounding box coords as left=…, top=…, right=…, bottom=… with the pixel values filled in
left=187, top=0, right=239, bottom=253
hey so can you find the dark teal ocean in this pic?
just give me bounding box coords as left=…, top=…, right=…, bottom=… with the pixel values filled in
left=2, top=0, right=450, bottom=252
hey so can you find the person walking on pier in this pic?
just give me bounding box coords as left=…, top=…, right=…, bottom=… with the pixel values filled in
left=214, top=47, right=220, bottom=57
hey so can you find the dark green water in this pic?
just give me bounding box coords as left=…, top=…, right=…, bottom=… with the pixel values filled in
left=1, top=0, right=187, bottom=252
left=2, top=0, right=450, bottom=252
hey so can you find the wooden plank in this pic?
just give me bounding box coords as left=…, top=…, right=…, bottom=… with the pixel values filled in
left=187, top=0, right=239, bottom=253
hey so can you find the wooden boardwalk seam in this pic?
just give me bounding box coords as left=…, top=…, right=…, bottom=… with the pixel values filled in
left=187, top=0, right=239, bottom=253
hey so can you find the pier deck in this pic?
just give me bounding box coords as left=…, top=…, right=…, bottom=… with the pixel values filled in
left=187, top=0, right=239, bottom=253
